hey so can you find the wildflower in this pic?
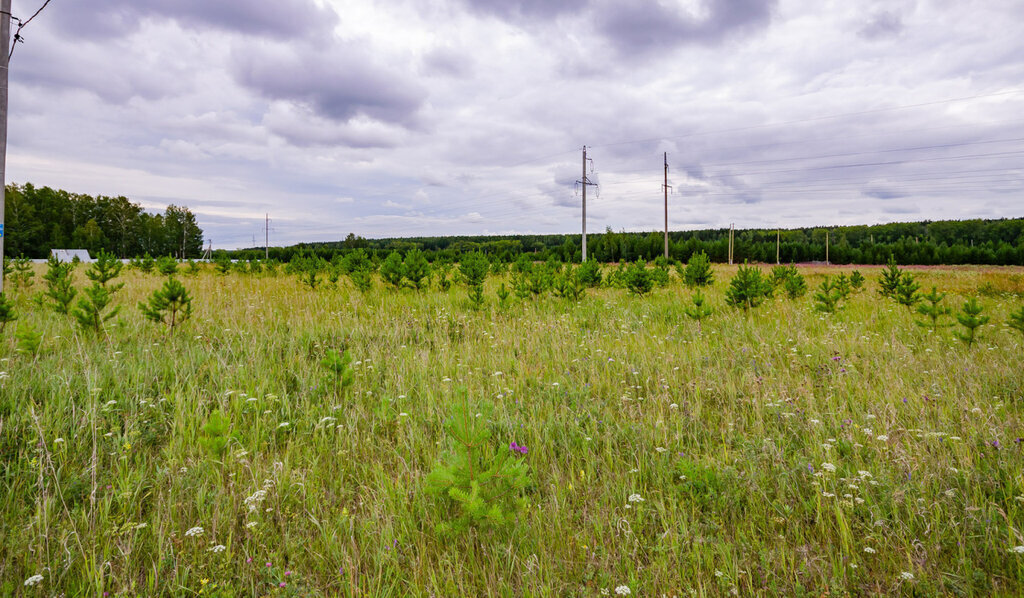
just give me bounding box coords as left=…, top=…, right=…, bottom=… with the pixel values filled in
left=185, top=526, right=204, bottom=537
left=655, top=447, right=667, bottom=453
left=628, top=494, right=644, bottom=503
left=24, top=574, right=44, bottom=587
left=277, top=422, right=290, bottom=429
left=209, top=544, right=226, bottom=553
left=614, top=585, right=632, bottom=595
left=1010, top=546, right=1024, bottom=554
left=201, top=578, right=210, bottom=585
left=876, top=435, right=889, bottom=442
left=821, top=462, right=836, bottom=473
left=509, top=442, right=528, bottom=455
left=857, top=470, right=872, bottom=478
left=246, top=521, right=258, bottom=528
left=900, top=571, right=915, bottom=581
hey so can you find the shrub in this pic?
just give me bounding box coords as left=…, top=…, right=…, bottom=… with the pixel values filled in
left=725, top=262, right=773, bottom=310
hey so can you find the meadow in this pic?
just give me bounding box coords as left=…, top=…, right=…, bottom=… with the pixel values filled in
left=1, top=260, right=1023, bottom=597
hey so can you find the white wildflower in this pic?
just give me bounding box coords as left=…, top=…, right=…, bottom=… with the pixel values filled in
left=900, top=571, right=915, bottom=581
left=246, top=521, right=258, bottom=529
left=821, top=462, right=836, bottom=473
left=208, top=544, right=226, bottom=553
left=614, top=585, right=632, bottom=595
left=655, top=447, right=667, bottom=453
left=185, top=526, right=204, bottom=537
left=277, top=422, right=290, bottom=429
left=863, top=546, right=876, bottom=553
left=1009, top=545, right=1024, bottom=554
left=628, top=494, right=644, bottom=503
left=876, top=435, right=889, bottom=442
left=244, top=489, right=268, bottom=512
left=857, top=470, right=872, bottom=478
left=24, top=574, right=44, bottom=586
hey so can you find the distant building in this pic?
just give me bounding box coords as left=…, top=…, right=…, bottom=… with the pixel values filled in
left=50, top=249, right=94, bottom=263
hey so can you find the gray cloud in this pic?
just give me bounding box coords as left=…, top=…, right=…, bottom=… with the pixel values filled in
left=461, top=0, right=588, bottom=21
left=858, top=11, right=904, bottom=40
left=231, top=40, right=427, bottom=127
left=49, top=0, right=337, bottom=40
left=594, top=0, right=778, bottom=56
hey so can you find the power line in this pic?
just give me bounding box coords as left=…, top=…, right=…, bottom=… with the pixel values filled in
left=8, top=0, right=51, bottom=60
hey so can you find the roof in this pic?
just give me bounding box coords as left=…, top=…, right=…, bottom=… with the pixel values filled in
left=50, top=249, right=94, bottom=263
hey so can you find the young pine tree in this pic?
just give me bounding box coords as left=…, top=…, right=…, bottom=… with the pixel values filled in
left=0, top=293, right=17, bottom=333
left=72, top=251, right=124, bottom=334
left=425, top=395, right=531, bottom=536
left=380, top=251, right=405, bottom=289
left=894, top=271, right=921, bottom=309
left=624, top=259, right=654, bottom=297
left=784, top=271, right=808, bottom=299
left=403, top=248, right=431, bottom=291
left=156, top=255, right=178, bottom=276
left=86, top=250, right=125, bottom=291
left=684, top=290, right=713, bottom=332
left=677, top=251, right=714, bottom=288
left=138, top=277, right=193, bottom=332
left=321, top=348, right=355, bottom=398
left=813, top=276, right=843, bottom=313
left=725, top=261, right=773, bottom=310
left=915, top=286, right=951, bottom=332
left=1008, top=305, right=1024, bottom=339
left=459, top=252, right=489, bottom=309
left=955, top=297, right=989, bottom=347
left=43, top=255, right=77, bottom=314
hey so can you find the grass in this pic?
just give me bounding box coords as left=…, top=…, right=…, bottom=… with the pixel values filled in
left=1, top=263, right=1023, bottom=596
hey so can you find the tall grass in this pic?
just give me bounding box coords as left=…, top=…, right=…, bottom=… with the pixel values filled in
left=1, top=263, right=1023, bottom=596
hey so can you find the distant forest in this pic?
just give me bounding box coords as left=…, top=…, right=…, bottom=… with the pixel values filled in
left=4, top=183, right=204, bottom=259
left=233, top=219, right=1024, bottom=266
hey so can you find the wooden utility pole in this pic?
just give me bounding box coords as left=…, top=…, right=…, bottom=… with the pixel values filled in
left=826, top=229, right=830, bottom=265
left=728, top=223, right=735, bottom=265
left=0, top=0, right=11, bottom=294
left=663, top=152, right=670, bottom=260
left=776, top=229, right=780, bottom=264
left=265, top=213, right=269, bottom=260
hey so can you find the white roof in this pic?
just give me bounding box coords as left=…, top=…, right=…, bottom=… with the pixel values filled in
left=50, top=249, right=94, bottom=263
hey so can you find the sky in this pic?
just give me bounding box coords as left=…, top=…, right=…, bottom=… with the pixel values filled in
left=7, top=0, right=1024, bottom=249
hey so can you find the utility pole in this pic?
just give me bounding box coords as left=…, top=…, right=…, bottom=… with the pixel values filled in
left=826, top=229, right=830, bottom=265
left=728, top=223, right=735, bottom=265
left=575, top=146, right=596, bottom=262
left=0, top=0, right=11, bottom=294
left=265, top=213, right=269, bottom=260
left=776, top=229, right=780, bottom=264
left=663, top=152, right=670, bottom=260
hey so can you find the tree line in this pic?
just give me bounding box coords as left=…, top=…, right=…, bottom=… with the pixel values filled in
left=228, top=218, right=1024, bottom=266
left=4, top=183, right=204, bottom=259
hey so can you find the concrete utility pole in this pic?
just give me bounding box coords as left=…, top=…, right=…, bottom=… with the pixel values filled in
left=663, top=152, right=670, bottom=260
left=0, top=0, right=11, bottom=295
left=776, top=229, right=780, bottom=264
left=576, top=146, right=596, bottom=262
left=826, top=229, right=830, bottom=265
left=728, top=223, right=735, bottom=265
left=265, top=213, right=269, bottom=260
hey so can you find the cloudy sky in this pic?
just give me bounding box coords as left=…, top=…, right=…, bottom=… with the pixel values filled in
left=7, top=0, right=1024, bottom=248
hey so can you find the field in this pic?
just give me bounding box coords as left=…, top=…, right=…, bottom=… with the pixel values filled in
left=2, top=262, right=1024, bottom=597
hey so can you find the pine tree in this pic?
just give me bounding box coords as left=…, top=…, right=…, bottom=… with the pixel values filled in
left=684, top=290, right=713, bottom=332
left=894, top=271, right=921, bottom=309
left=725, top=261, right=773, bottom=310
left=321, top=348, right=355, bottom=398
left=138, top=277, right=193, bottom=332
left=784, top=271, right=808, bottom=299
left=403, top=249, right=431, bottom=290
left=459, top=252, right=489, bottom=309
left=877, top=255, right=902, bottom=298
left=43, top=255, right=77, bottom=314
left=1009, top=305, right=1024, bottom=338
left=915, top=287, right=951, bottom=331
left=677, top=251, right=714, bottom=288
left=71, top=283, right=119, bottom=334
left=624, top=259, right=654, bottom=297
left=813, top=276, right=843, bottom=313
left=86, top=250, right=125, bottom=291
left=955, top=297, right=989, bottom=347
left=380, top=251, right=405, bottom=289
left=0, top=293, right=16, bottom=333
left=156, top=255, right=178, bottom=276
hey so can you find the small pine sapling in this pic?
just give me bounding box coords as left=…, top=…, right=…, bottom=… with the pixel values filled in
left=321, top=348, right=355, bottom=398
left=15, top=324, right=42, bottom=358
left=436, top=263, right=453, bottom=292
left=894, top=271, right=921, bottom=309
left=349, top=268, right=373, bottom=293
left=199, top=410, right=233, bottom=458
left=624, top=259, right=654, bottom=297
left=915, top=287, right=951, bottom=332
left=380, top=251, right=405, bottom=289
left=834, top=273, right=852, bottom=301
left=511, top=270, right=530, bottom=300
left=784, top=271, right=808, bottom=299
left=156, top=255, right=178, bottom=276
left=677, top=251, right=714, bottom=288
left=138, top=277, right=193, bottom=332
left=425, top=395, right=531, bottom=536
left=2, top=256, right=10, bottom=282
left=877, top=256, right=902, bottom=299
left=86, top=250, right=125, bottom=291
left=43, top=255, right=77, bottom=314
left=72, top=284, right=120, bottom=334
left=849, top=270, right=865, bottom=291
left=214, top=254, right=232, bottom=275
left=403, top=248, right=431, bottom=290
left=133, top=253, right=156, bottom=273
left=684, top=290, right=713, bottom=332
left=495, top=282, right=511, bottom=307
left=575, top=259, right=602, bottom=287
left=813, top=276, right=843, bottom=313
left=459, top=252, right=489, bottom=309
left=725, top=261, right=773, bottom=310
left=955, top=297, right=989, bottom=347
left=0, top=293, right=16, bottom=332
left=1008, top=305, right=1024, bottom=338
left=11, top=256, right=34, bottom=289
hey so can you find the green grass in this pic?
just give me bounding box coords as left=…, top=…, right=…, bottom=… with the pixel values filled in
left=2, top=263, right=1024, bottom=596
